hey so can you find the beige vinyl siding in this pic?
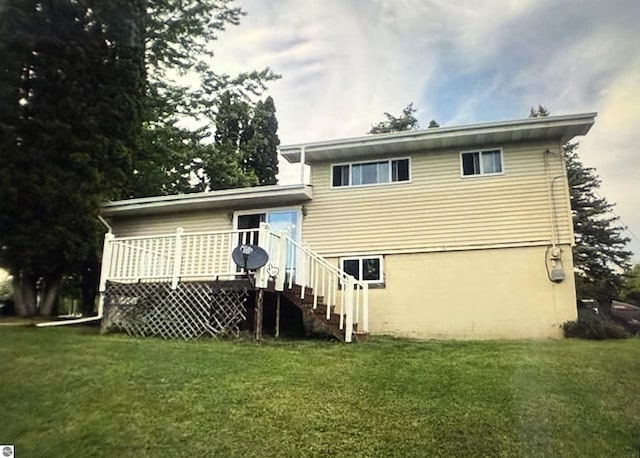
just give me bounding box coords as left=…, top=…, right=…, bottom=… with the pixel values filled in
left=303, top=141, right=573, bottom=256
left=111, top=209, right=232, bottom=237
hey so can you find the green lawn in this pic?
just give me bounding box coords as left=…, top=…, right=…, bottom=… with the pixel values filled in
left=1, top=327, right=638, bottom=457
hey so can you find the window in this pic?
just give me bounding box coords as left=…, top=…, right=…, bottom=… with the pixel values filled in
left=461, top=149, right=503, bottom=176
left=340, top=256, right=383, bottom=284
left=332, top=158, right=410, bottom=187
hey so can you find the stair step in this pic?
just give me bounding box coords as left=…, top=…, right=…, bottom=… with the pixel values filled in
left=325, top=313, right=340, bottom=325
left=305, top=303, right=329, bottom=315
left=282, top=289, right=325, bottom=306
left=278, top=285, right=366, bottom=343
left=302, top=294, right=324, bottom=305
left=302, top=306, right=339, bottom=322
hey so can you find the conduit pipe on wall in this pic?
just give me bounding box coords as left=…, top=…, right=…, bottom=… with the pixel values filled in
left=543, top=148, right=568, bottom=283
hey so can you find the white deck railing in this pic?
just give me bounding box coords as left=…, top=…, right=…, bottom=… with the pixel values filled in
left=99, top=224, right=368, bottom=342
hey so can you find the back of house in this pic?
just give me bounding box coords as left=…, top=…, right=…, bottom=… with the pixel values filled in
left=101, top=112, right=596, bottom=340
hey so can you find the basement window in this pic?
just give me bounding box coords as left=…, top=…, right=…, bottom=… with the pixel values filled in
left=460, top=149, right=503, bottom=176
left=332, top=158, right=410, bottom=187
left=340, top=255, right=384, bottom=284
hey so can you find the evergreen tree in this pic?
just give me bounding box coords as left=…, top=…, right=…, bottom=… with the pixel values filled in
left=243, top=96, right=279, bottom=185
left=530, top=106, right=632, bottom=303
left=0, top=0, right=279, bottom=315
left=369, top=103, right=419, bottom=134
left=529, top=104, right=550, bottom=118
left=198, top=92, right=279, bottom=190
left=0, top=0, right=145, bottom=316
left=620, top=264, right=640, bottom=305
left=203, top=91, right=257, bottom=190
left=127, top=1, right=279, bottom=198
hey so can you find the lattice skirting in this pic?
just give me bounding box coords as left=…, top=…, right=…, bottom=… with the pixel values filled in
left=103, top=280, right=250, bottom=340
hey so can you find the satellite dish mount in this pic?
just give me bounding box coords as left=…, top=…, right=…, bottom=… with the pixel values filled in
left=231, top=244, right=269, bottom=287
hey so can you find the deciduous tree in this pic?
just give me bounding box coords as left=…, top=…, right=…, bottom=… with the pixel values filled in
left=368, top=102, right=419, bottom=134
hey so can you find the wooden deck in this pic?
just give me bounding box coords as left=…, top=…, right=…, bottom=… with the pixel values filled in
left=99, top=224, right=368, bottom=342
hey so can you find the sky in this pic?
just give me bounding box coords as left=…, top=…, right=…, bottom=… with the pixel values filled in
left=211, top=0, right=640, bottom=260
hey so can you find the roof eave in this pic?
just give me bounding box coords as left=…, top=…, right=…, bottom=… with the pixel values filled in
left=280, top=112, right=597, bottom=163
left=102, top=184, right=313, bottom=217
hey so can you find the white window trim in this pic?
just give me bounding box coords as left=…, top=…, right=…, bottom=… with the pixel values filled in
left=459, top=148, right=505, bottom=178
left=231, top=206, right=303, bottom=274
left=339, top=255, right=384, bottom=285
left=330, top=157, right=412, bottom=189
left=233, top=206, right=303, bottom=240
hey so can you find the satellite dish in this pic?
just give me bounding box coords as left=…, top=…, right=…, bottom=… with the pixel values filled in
left=232, top=244, right=269, bottom=271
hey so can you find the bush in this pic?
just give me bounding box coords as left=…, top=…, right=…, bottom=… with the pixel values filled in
left=562, top=316, right=630, bottom=340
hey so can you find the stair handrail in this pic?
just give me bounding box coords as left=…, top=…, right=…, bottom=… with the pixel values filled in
left=258, top=224, right=369, bottom=342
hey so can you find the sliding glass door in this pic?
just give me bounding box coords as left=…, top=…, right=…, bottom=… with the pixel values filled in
left=233, top=208, right=301, bottom=276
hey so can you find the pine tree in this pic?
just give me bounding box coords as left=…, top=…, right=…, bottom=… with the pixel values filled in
left=530, top=106, right=632, bottom=303
left=126, top=1, right=280, bottom=198
left=620, top=264, right=640, bottom=305
left=0, top=0, right=145, bottom=316
left=204, top=91, right=257, bottom=190
left=244, top=96, right=279, bottom=185
left=197, top=92, right=280, bottom=190
left=564, top=142, right=632, bottom=301
left=0, top=1, right=280, bottom=315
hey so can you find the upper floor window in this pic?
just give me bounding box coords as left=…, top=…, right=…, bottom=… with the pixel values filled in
left=460, top=149, right=503, bottom=176
left=332, top=158, right=410, bottom=187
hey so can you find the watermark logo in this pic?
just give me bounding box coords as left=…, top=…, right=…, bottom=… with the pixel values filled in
left=1, top=446, right=14, bottom=457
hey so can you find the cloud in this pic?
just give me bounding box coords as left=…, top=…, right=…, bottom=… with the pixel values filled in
left=578, top=60, right=640, bottom=258
left=212, top=0, right=640, bottom=258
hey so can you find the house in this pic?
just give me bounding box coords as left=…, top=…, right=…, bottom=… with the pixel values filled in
left=98, top=112, right=596, bottom=341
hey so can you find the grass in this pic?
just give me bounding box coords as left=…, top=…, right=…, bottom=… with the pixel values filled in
left=0, top=327, right=639, bottom=457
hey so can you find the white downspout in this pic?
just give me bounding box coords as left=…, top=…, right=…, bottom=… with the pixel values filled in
left=36, top=315, right=102, bottom=327
left=98, top=215, right=112, bottom=233
left=37, top=217, right=112, bottom=328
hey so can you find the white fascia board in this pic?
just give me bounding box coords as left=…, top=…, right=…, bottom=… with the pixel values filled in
left=280, top=112, right=597, bottom=163
left=102, top=184, right=313, bottom=217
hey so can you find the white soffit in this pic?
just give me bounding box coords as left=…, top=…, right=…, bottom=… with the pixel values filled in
left=280, top=113, right=597, bottom=163
left=102, top=184, right=313, bottom=217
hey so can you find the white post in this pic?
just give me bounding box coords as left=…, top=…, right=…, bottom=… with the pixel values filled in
left=299, top=146, right=306, bottom=184
left=287, top=241, right=294, bottom=289
left=171, top=228, right=184, bottom=289
left=275, top=232, right=287, bottom=291
left=299, top=243, right=308, bottom=298
left=97, top=232, right=115, bottom=321
left=339, top=276, right=345, bottom=330
left=98, top=232, right=115, bottom=293
left=345, top=276, right=354, bottom=343
left=312, top=260, right=319, bottom=309
left=362, top=283, right=369, bottom=333
left=255, top=222, right=269, bottom=288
